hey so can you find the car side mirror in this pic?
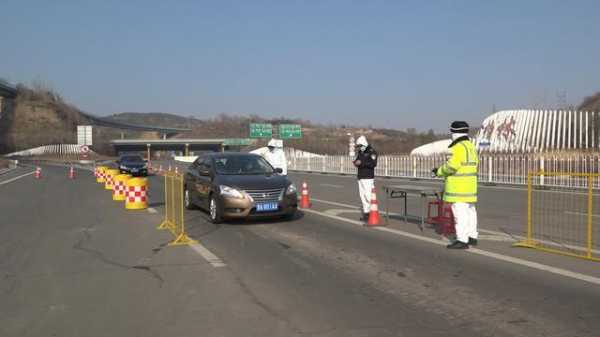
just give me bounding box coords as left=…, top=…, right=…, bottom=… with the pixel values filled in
left=274, top=168, right=283, bottom=174
left=199, top=169, right=210, bottom=176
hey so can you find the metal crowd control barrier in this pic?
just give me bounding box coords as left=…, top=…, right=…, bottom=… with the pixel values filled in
left=157, top=171, right=197, bottom=246
left=514, top=172, right=600, bottom=262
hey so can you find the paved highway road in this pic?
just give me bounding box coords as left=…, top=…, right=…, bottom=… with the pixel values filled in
left=0, top=163, right=599, bottom=337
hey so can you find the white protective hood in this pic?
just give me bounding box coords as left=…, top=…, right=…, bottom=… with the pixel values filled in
left=251, top=139, right=287, bottom=174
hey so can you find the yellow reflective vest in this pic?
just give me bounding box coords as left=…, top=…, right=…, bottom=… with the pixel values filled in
left=436, top=138, right=478, bottom=203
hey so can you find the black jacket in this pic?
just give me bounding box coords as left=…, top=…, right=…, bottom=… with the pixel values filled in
left=354, top=145, right=378, bottom=179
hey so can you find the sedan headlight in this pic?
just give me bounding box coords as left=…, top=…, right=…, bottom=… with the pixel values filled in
left=286, top=184, right=297, bottom=195
left=219, top=185, right=244, bottom=199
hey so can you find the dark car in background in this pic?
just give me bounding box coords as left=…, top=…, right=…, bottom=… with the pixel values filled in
left=184, top=153, right=297, bottom=223
left=117, top=154, right=148, bottom=176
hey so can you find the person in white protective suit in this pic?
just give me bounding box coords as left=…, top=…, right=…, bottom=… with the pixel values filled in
left=352, top=136, right=378, bottom=221
left=261, top=139, right=288, bottom=175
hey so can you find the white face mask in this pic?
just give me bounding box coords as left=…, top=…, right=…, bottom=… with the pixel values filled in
left=451, top=133, right=468, bottom=141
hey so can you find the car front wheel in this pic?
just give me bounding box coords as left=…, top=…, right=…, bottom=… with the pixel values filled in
left=209, top=194, right=223, bottom=224
left=184, top=188, right=195, bottom=210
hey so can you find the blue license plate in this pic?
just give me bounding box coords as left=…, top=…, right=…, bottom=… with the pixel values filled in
left=256, top=202, right=278, bottom=212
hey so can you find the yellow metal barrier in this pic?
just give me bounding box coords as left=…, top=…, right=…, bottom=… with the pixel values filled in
left=157, top=172, right=197, bottom=246
left=514, top=171, right=600, bottom=262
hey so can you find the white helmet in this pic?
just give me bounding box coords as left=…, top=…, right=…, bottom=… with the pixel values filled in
left=356, top=136, right=368, bottom=147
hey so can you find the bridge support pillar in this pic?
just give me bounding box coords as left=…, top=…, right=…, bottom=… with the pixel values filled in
left=185, top=144, right=189, bottom=156
left=146, top=144, right=151, bottom=161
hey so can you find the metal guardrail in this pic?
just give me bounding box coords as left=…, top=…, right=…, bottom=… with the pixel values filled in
left=4, top=144, right=89, bottom=157
left=288, top=154, right=600, bottom=189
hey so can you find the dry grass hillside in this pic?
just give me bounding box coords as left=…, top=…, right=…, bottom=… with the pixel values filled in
left=0, top=85, right=159, bottom=154
left=579, top=92, right=600, bottom=112
left=0, top=85, right=91, bottom=153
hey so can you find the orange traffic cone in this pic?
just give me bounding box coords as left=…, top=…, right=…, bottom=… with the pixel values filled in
left=299, top=182, right=311, bottom=208
left=34, top=167, right=42, bottom=179
left=367, top=187, right=381, bottom=227
left=69, top=166, right=75, bottom=179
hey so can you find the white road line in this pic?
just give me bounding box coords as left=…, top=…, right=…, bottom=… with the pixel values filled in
left=565, top=211, right=600, bottom=218
left=312, top=197, right=360, bottom=209
left=324, top=208, right=361, bottom=216
left=311, top=197, right=600, bottom=252
left=320, top=183, right=343, bottom=188
left=189, top=242, right=226, bottom=268
left=301, top=208, right=600, bottom=286
left=0, top=171, right=36, bottom=186
left=147, top=207, right=158, bottom=214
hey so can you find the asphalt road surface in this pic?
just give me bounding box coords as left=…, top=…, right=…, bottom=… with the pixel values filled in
left=1, top=163, right=599, bottom=337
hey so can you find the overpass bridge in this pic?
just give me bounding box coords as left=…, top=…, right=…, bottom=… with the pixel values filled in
left=0, top=79, right=17, bottom=119
left=81, top=112, right=191, bottom=136
left=110, top=138, right=226, bottom=159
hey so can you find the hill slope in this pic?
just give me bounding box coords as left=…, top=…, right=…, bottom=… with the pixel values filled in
left=0, top=85, right=91, bottom=153
left=579, top=92, right=600, bottom=112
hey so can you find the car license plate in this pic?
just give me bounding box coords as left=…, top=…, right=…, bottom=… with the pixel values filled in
left=256, top=202, right=278, bottom=212
left=131, top=168, right=138, bottom=172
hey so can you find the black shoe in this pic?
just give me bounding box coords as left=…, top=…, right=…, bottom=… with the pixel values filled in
left=468, top=238, right=478, bottom=246
left=446, top=241, right=469, bottom=249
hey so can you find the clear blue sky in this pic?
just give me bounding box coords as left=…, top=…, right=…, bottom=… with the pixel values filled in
left=2, top=0, right=599, bottom=131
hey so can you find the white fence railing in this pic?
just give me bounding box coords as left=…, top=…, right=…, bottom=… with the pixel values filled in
left=289, top=154, right=600, bottom=189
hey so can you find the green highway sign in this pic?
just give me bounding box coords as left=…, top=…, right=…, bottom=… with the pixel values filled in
left=249, top=123, right=273, bottom=138
left=224, top=138, right=252, bottom=146
left=279, top=124, right=302, bottom=139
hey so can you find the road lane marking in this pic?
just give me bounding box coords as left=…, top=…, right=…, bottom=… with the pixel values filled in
left=189, top=242, right=226, bottom=268
left=320, top=183, right=343, bottom=188
left=302, top=208, right=600, bottom=286
left=312, top=197, right=360, bottom=209
left=0, top=171, right=36, bottom=186
left=565, top=211, right=600, bottom=218
left=147, top=208, right=158, bottom=214
left=324, top=208, right=361, bottom=216
left=312, top=197, right=600, bottom=252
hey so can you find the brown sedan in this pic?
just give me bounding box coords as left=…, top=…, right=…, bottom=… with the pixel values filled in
left=183, top=152, right=298, bottom=223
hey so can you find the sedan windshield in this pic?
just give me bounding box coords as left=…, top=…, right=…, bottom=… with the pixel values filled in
left=120, top=155, right=144, bottom=162
left=214, top=156, right=274, bottom=175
